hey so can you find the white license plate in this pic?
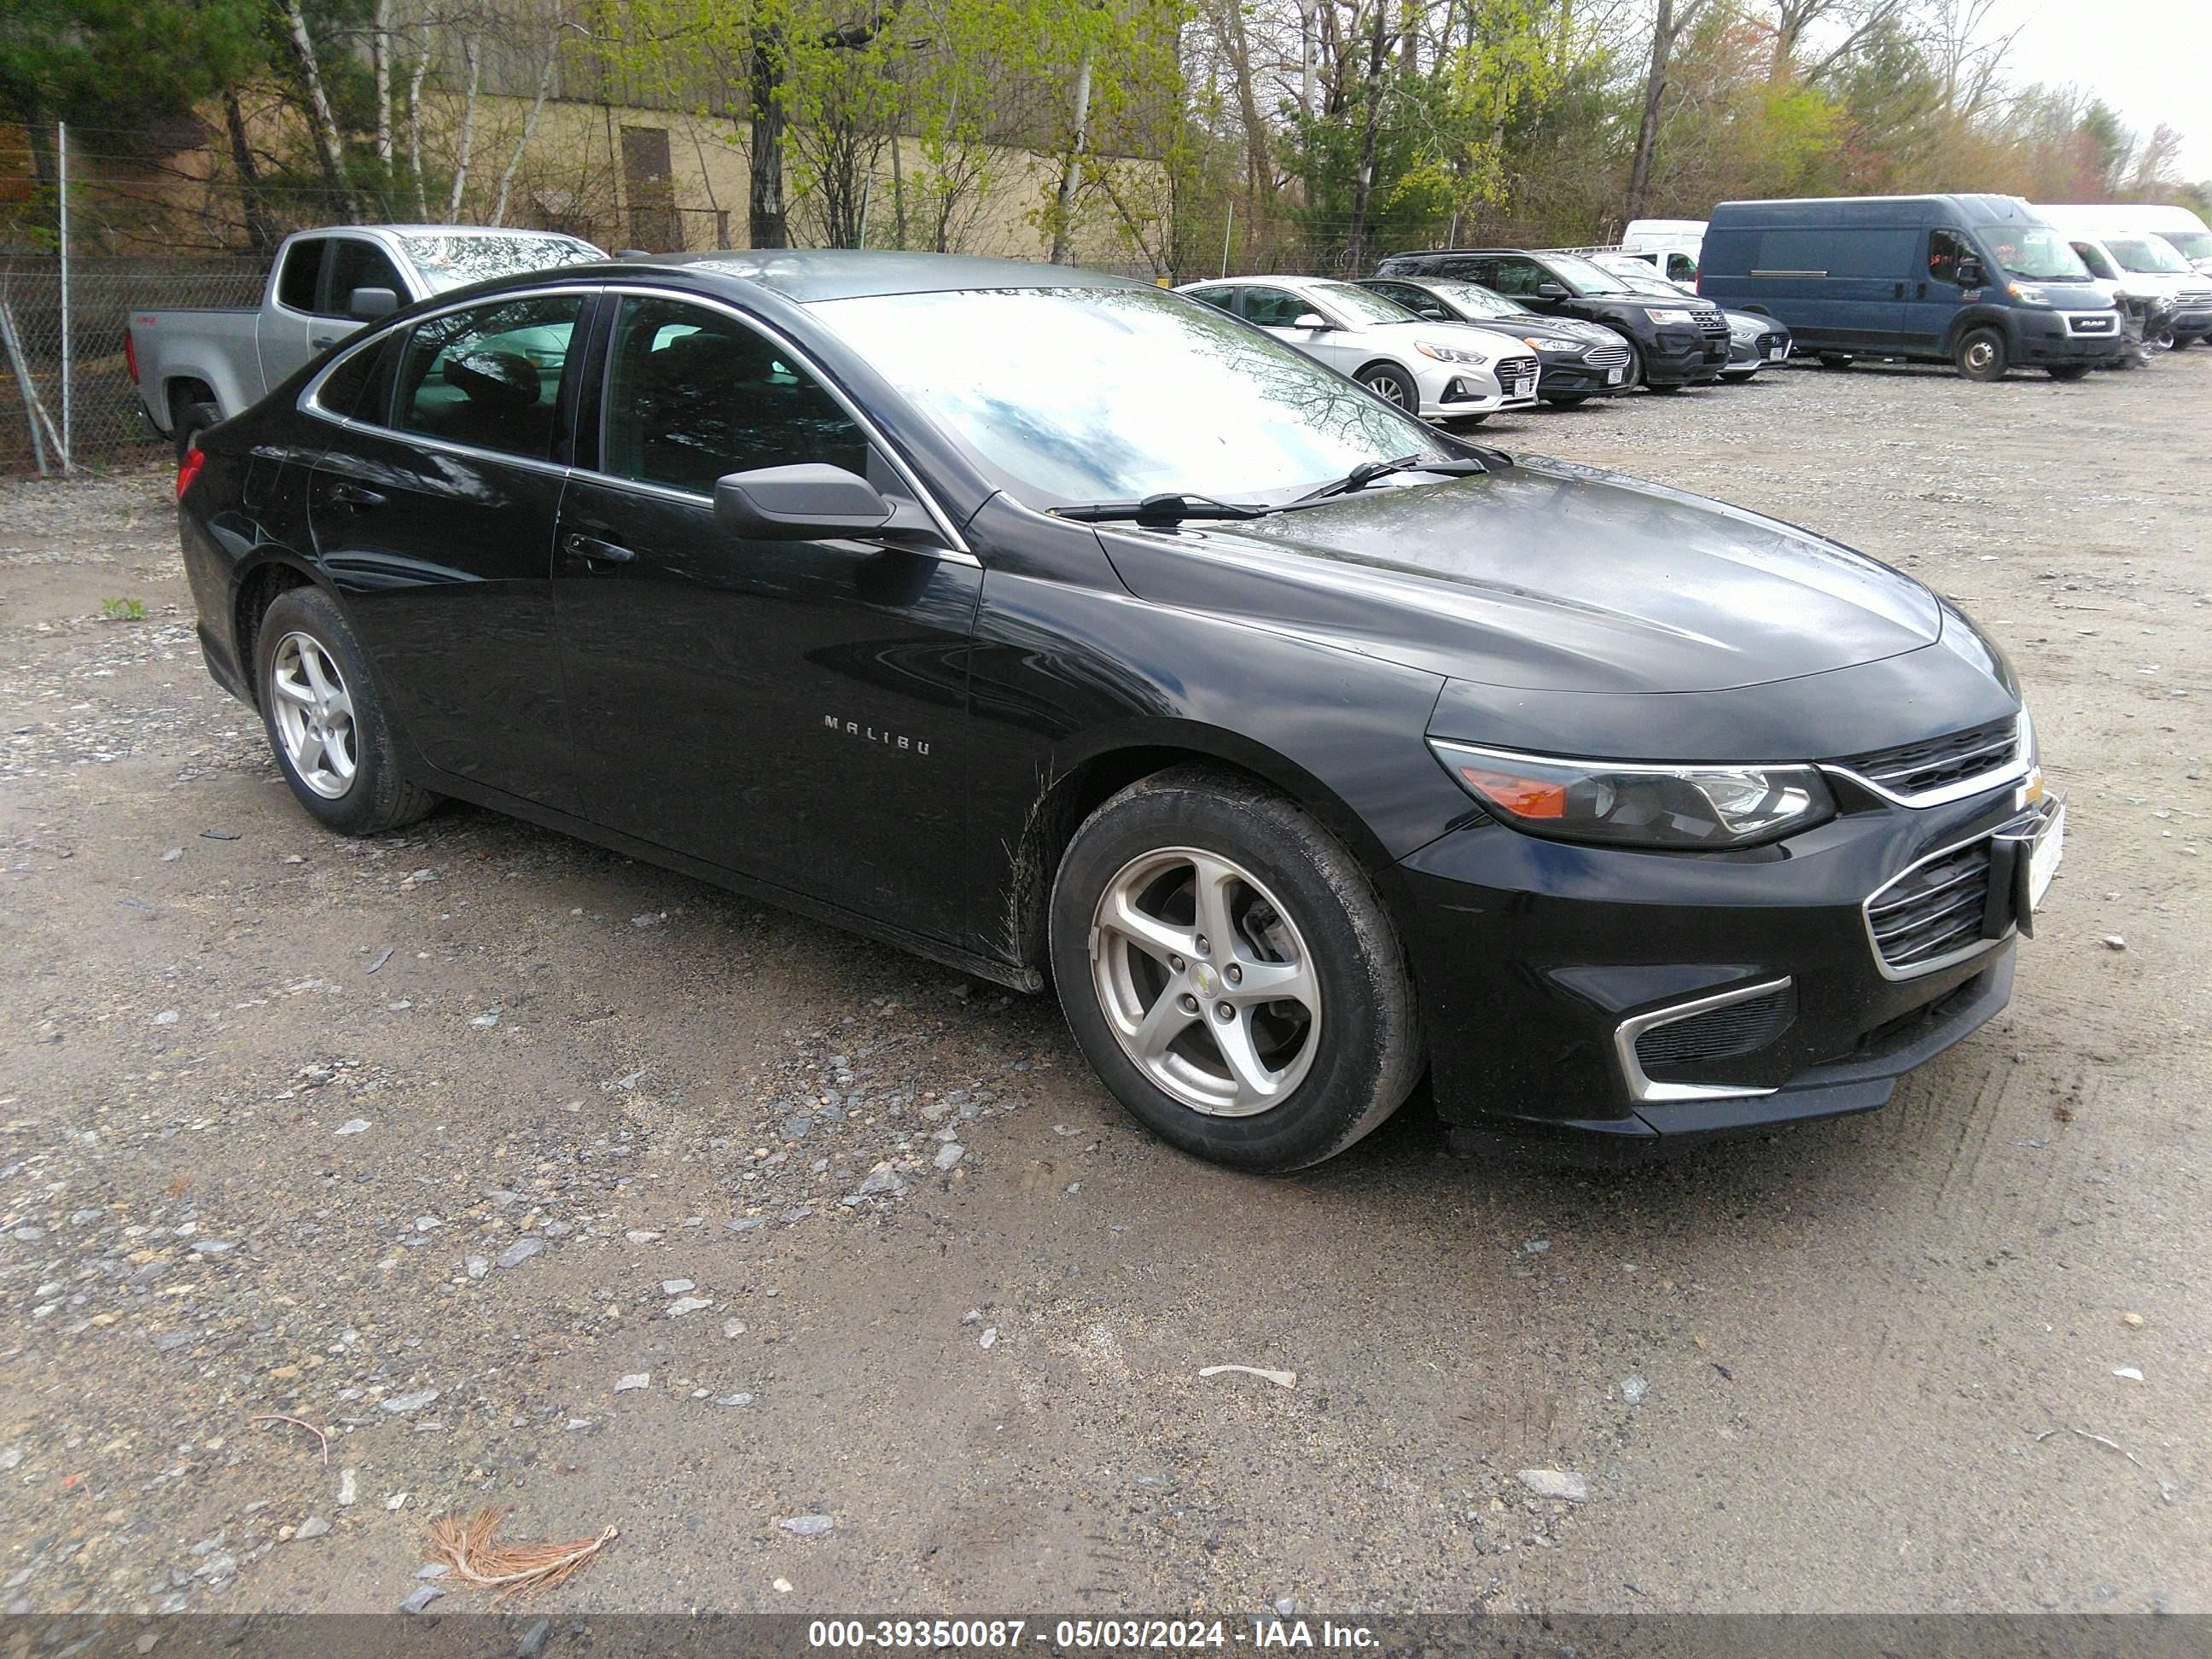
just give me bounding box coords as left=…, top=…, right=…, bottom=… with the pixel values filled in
left=2029, top=800, right=2064, bottom=910
left=1606, top=366, right=1624, bottom=384
left=1768, top=345, right=1788, bottom=362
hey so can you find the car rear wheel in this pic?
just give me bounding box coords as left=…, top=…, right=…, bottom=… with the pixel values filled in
left=1817, top=352, right=1855, bottom=370
left=170, top=387, right=220, bottom=465
left=1049, top=769, right=1423, bottom=1173
left=1954, top=326, right=2008, bottom=382
left=255, top=585, right=436, bottom=836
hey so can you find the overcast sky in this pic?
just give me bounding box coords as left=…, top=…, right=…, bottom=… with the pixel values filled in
left=1994, top=0, right=2210, bottom=180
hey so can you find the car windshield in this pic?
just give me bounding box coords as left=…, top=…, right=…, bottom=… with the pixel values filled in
left=1429, top=282, right=1522, bottom=317
left=2157, top=228, right=2212, bottom=261
left=1602, top=265, right=1684, bottom=297
left=811, top=286, right=1453, bottom=508
left=399, top=233, right=605, bottom=293
left=1545, top=253, right=1634, bottom=295
left=1313, top=282, right=1419, bottom=325
left=1978, top=227, right=2090, bottom=282
left=2104, top=235, right=2191, bottom=275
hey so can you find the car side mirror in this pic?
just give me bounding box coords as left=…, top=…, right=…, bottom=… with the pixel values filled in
left=347, top=286, right=399, bottom=320
left=1534, top=282, right=1566, bottom=300
left=1955, top=260, right=1983, bottom=288
left=714, top=463, right=901, bottom=540
left=1291, top=311, right=1331, bottom=330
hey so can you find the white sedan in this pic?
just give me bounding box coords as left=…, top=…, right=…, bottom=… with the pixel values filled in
left=1176, top=275, right=1540, bottom=421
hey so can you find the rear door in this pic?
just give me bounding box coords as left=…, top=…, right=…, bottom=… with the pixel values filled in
left=550, top=290, right=981, bottom=941
left=259, top=236, right=329, bottom=393
left=306, top=288, right=590, bottom=810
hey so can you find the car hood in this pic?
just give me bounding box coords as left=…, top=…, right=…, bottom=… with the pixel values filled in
left=1094, top=454, right=1946, bottom=697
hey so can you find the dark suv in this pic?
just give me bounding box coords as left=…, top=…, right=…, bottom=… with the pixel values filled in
left=1373, top=248, right=1730, bottom=389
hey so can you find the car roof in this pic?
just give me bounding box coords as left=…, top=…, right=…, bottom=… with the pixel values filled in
left=628, top=249, right=1145, bottom=303
left=1180, top=273, right=1336, bottom=288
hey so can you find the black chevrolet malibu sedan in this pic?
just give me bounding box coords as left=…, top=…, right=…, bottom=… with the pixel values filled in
left=177, top=251, right=2063, bottom=1172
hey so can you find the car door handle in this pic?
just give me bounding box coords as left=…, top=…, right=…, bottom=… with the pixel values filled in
left=566, top=532, right=634, bottom=565
left=310, top=334, right=340, bottom=350
left=328, top=483, right=384, bottom=509
left=1893, top=282, right=1906, bottom=299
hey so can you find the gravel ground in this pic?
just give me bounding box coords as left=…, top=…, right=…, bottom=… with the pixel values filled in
left=1, top=352, right=2207, bottom=1621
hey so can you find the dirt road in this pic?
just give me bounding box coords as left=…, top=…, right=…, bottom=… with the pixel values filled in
left=2, top=353, right=2206, bottom=1620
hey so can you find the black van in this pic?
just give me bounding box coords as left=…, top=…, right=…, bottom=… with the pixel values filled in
left=1371, top=248, right=1730, bottom=388
left=1699, top=194, right=2122, bottom=381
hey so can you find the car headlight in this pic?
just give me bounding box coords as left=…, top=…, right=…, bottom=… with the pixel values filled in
left=2006, top=282, right=2050, bottom=305
left=1522, top=336, right=1548, bottom=352
left=1429, top=740, right=1837, bottom=848
left=1415, top=341, right=1489, bottom=364
left=1644, top=307, right=1694, bottom=324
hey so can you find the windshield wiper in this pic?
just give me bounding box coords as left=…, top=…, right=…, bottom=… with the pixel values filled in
left=1051, top=492, right=1272, bottom=524
left=1290, top=453, right=1488, bottom=505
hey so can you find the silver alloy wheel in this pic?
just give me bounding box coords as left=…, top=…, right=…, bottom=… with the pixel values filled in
left=1089, top=846, right=1322, bottom=1116
left=267, top=630, right=358, bottom=800
left=1363, top=370, right=1411, bottom=406
left=1963, top=337, right=1996, bottom=373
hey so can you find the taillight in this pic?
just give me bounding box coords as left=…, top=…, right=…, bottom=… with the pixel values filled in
left=177, top=444, right=208, bottom=502
left=125, top=326, right=138, bottom=384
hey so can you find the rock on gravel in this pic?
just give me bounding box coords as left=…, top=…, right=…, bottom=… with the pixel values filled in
left=294, top=1516, right=331, bottom=1540
left=399, top=1584, right=445, bottom=1614
left=1517, top=1469, right=1589, bottom=1501
left=778, top=1514, right=835, bottom=1537
left=381, top=1388, right=439, bottom=1414
left=497, top=1239, right=544, bottom=1269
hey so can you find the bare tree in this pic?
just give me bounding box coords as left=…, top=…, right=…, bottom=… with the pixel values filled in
left=445, top=32, right=481, bottom=220
left=281, top=0, right=357, bottom=219
left=493, top=16, right=570, bottom=225
left=1627, top=0, right=1708, bottom=219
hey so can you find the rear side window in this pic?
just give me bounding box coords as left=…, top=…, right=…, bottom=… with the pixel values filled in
left=601, top=296, right=869, bottom=494
left=1371, top=281, right=1447, bottom=319
left=315, top=336, right=397, bottom=422
left=276, top=238, right=328, bottom=312
left=1181, top=287, right=1237, bottom=313
left=1755, top=228, right=1918, bottom=276
left=397, top=294, right=584, bottom=460
left=325, top=240, right=407, bottom=317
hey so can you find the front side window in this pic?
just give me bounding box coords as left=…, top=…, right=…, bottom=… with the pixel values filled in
left=2070, top=241, right=2117, bottom=281
left=602, top=296, right=868, bottom=494
left=1312, top=282, right=1414, bottom=325
left=1481, top=258, right=1544, bottom=298
left=276, top=238, right=328, bottom=313
left=397, top=294, right=583, bottom=460
left=1928, top=229, right=1978, bottom=285
left=809, top=285, right=1452, bottom=508
left=1237, top=287, right=1321, bottom=328
left=325, top=240, right=406, bottom=317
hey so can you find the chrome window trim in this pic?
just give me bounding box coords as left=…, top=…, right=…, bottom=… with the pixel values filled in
left=1819, top=710, right=2033, bottom=810
left=296, top=281, right=604, bottom=426
left=1614, top=978, right=1790, bottom=1103
left=1860, top=824, right=2018, bottom=983
left=583, top=283, right=975, bottom=564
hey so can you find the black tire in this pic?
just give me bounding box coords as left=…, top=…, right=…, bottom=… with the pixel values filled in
left=253, top=585, right=436, bottom=836
left=1543, top=394, right=1589, bottom=408
left=1648, top=381, right=1685, bottom=394
left=1356, top=361, right=1419, bottom=411
left=1048, top=768, right=1423, bottom=1173
left=171, top=387, right=220, bottom=465
left=2046, top=364, right=2093, bottom=381
left=1953, top=325, right=2008, bottom=382
left=1817, top=352, right=1855, bottom=370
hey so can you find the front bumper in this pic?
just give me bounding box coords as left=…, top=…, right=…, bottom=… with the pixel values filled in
left=1643, top=325, right=1728, bottom=385
left=1420, top=357, right=1540, bottom=417
left=1395, top=780, right=2053, bottom=1154
left=2015, top=311, right=2125, bottom=365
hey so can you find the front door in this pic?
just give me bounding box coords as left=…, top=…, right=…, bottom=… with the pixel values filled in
left=552, top=292, right=981, bottom=942
left=306, top=290, right=587, bottom=811
left=259, top=236, right=329, bottom=393
left=1905, top=228, right=1981, bottom=352
left=1237, top=287, right=1364, bottom=374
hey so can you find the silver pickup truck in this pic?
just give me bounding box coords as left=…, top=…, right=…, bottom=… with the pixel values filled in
left=128, top=224, right=603, bottom=457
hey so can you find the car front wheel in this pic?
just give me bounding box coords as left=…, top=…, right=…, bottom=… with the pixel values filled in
left=1357, top=362, right=1420, bottom=410
left=1049, top=769, right=1423, bottom=1173
left=1954, top=326, right=2008, bottom=381
left=255, top=585, right=437, bottom=836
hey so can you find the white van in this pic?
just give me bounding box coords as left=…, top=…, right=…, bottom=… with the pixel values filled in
left=2039, top=202, right=2212, bottom=276
left=2035, top=205, right=2212, bottom=349
left=1621, top=218, right=1706, bottom=284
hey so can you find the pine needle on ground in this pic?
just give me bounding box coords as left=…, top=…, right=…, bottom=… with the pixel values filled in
left=424, top=1506, right=617, bottom=1601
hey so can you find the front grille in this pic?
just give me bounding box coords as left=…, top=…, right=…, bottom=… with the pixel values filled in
left=1583, top=342, right=1632, bottom=371
left=1757, top=330, right=1789, bottom=352
left=1840, top=717, right=2019, bottom=799
left=2067, top=313, right=2117, bottom=334
left=1496, top=354, right=1538, bottom=398
left=2180, top=288, right=2212, bottom=306
left=1636, top=987, right=1794, bottom=1074
left=1692, top=309, right=1728, bottom=335
left=1865, top=841, right=1993, bottom=974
